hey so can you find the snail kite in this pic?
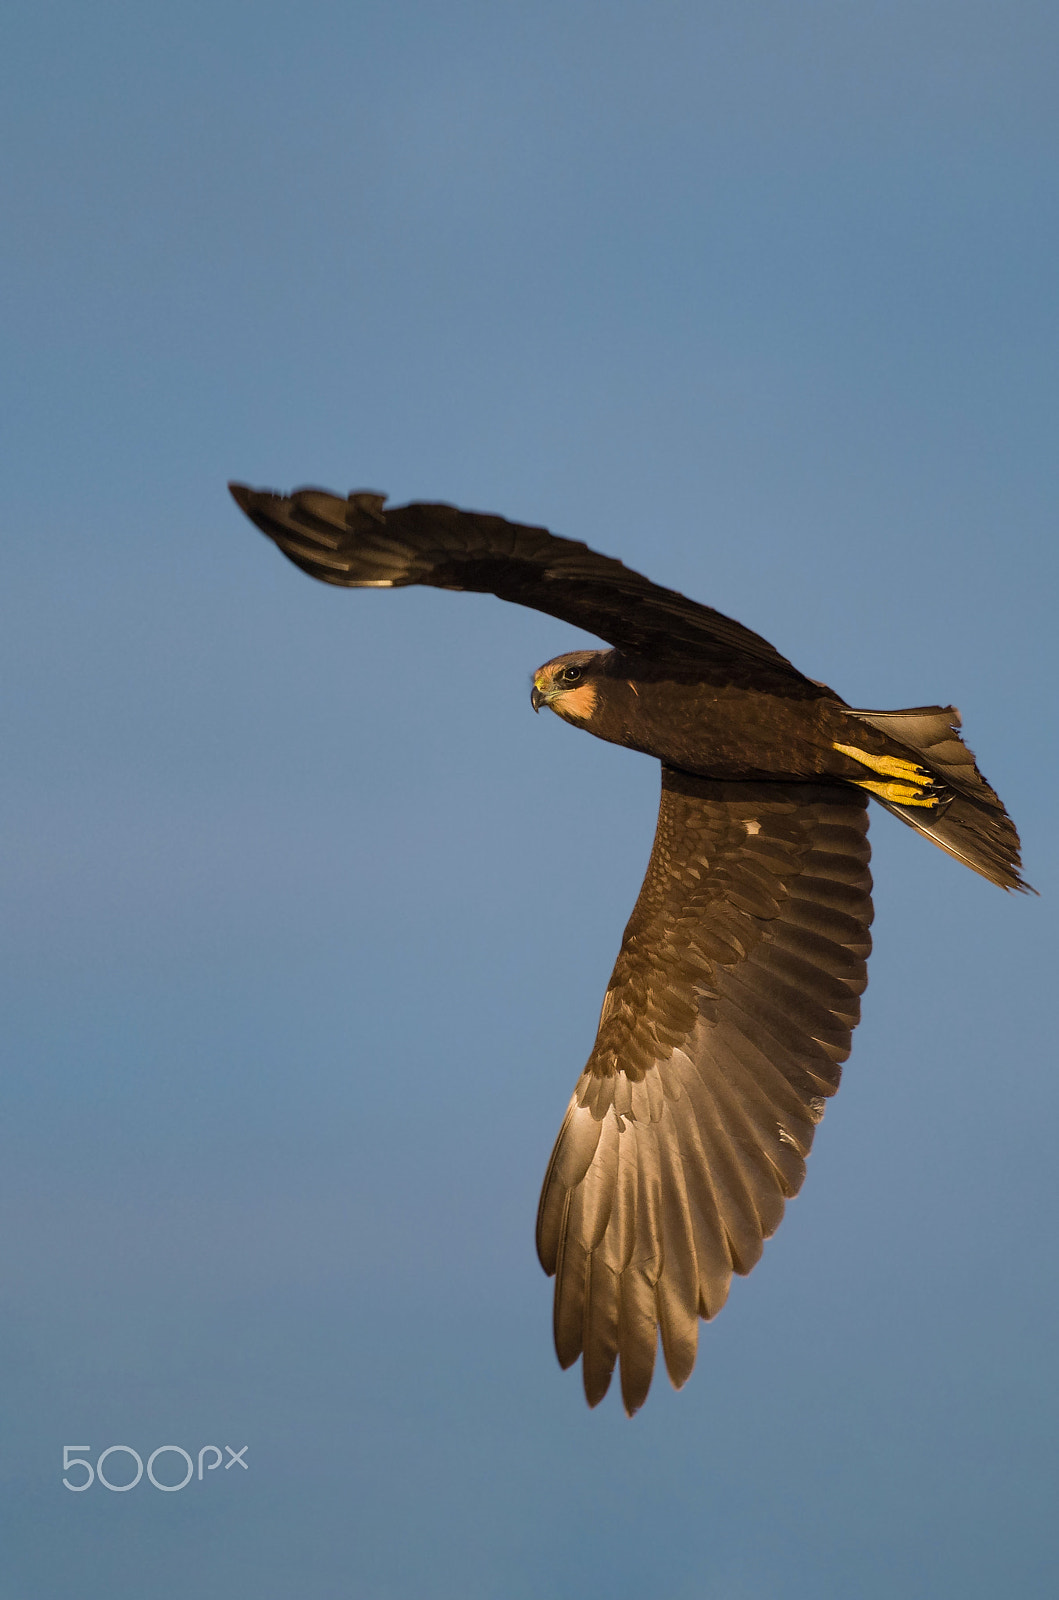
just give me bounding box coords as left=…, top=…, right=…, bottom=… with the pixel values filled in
left=230, top=482, right=1029, bottom=1415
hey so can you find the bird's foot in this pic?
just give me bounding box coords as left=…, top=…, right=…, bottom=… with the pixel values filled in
left=832, top=742, right=940, bottom=807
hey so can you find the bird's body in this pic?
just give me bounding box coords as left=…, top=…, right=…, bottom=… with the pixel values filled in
left=230, top=481, right=1029, bottom=1414
left=542, top=652, right=788, bottom=751
left=532, top=646, right=1019, bottom=882
left=538, top=651, right=840, bottom=777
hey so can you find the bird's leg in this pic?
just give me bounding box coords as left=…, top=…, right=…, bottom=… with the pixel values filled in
left=832, top=742, right=940, bottom=807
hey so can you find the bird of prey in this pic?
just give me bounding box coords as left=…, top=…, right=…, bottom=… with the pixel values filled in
left=229, top=482, right=1028, bottom=1415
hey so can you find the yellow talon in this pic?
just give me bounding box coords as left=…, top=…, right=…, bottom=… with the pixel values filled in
left=832, top=742, right=933, bottom=783
left=853, top=777, right=939, bottom=807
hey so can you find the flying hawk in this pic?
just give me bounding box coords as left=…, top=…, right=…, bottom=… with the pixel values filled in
left=229, top=482, right=1029, bottom=1415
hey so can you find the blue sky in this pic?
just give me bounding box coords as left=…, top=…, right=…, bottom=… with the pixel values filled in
left=2, top=2, right=1057, bottom=1595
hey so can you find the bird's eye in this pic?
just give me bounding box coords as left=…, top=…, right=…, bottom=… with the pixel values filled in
left=562, top=665, right=583, bottom=683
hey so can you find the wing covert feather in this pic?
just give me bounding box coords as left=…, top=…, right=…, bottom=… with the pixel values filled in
left=535, top=770, right=873, bottom=1413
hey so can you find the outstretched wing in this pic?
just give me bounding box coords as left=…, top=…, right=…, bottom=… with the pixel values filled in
left=229, top=483, right=812, bottom=682
left=536, top=769, right=873, bottom=1414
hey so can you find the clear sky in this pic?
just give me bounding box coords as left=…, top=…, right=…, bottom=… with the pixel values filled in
left=2, top=3, right=1056, bottom=1596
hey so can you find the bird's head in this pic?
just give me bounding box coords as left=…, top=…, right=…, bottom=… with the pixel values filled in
left=530, top=651, right=604, bottom=723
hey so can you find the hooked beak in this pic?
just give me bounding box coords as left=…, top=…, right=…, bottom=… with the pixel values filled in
left=530, top=685, right=545, bottom=713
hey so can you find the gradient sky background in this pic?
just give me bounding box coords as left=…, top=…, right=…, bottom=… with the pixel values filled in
left=2, top=2, right=1057, bottom=1596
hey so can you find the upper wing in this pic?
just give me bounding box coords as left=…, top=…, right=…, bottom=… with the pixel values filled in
left=536, top=768, right=873, bottom=1414
left=229, top=483, right=812, bottom=681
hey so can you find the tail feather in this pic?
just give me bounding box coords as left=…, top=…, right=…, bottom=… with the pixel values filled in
left=848, top=706, right=1032, bottom=893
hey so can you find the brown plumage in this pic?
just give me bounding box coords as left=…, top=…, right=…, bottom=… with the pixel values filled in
left=230, top=481, right=1030, bottom=1413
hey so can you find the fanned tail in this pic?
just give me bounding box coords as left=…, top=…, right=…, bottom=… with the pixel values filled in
left=848, top=706, right=1031, bottom=893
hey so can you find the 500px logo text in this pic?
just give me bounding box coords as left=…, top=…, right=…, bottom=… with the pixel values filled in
left=62, top=1444, right=248, bottom=1491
